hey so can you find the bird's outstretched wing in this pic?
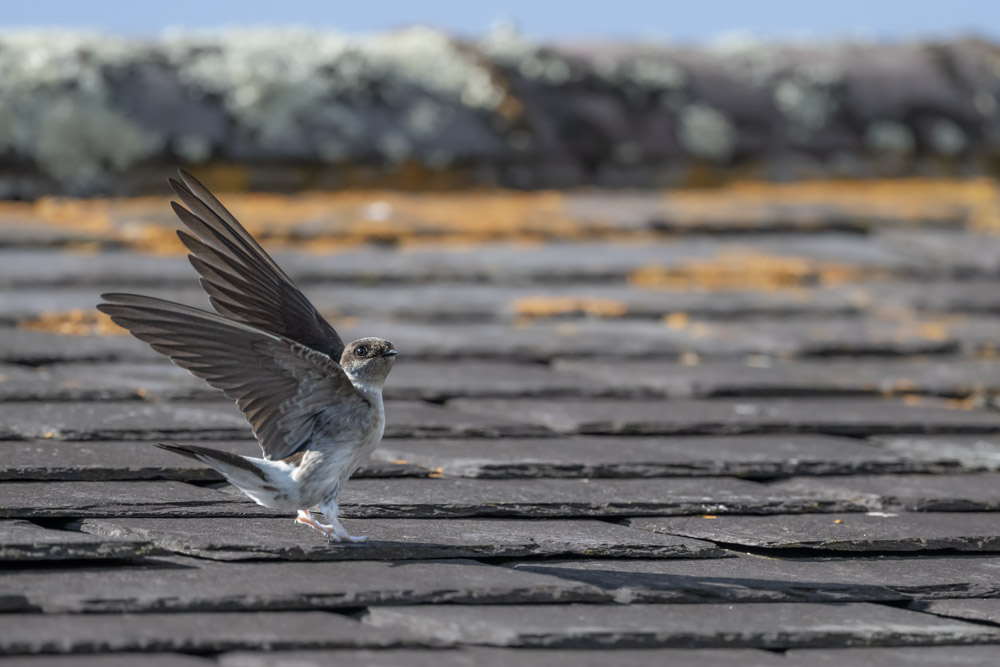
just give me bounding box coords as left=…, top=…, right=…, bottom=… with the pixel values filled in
left=168, top=170, right=346, bottom=361
left=97, top=293, right=368, bottom=461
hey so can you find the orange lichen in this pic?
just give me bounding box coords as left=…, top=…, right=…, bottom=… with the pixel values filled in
left=663, top=312, right=690, bottom=330
left=630, top=250, right=877, bottom=292
left=513, top=296, right=628, bottom=319
left=18, top=310, right=127, bottom=336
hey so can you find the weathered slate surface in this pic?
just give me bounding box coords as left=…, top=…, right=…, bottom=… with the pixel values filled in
left=1, top=558, right=607, bottom=613
left=218, top=647, right=791, bottom=667
left=773, top=474, right=1000, bottom=511
left=446, top=397, right=1000, bottom=435
left=0, top=478, right=867, bottom=519
left=0, top=440, right=421, bottom=481
left=0, top=611, right=420, bottom=655
left=362, top=602, right=1000, bottom=648
left=78, top=517, right=724, bottom=561
left=375, top=434, right=961, bottom=479
left=0, top=519, right=155, bottom=561
left=0, top=481, right=258, bottom=519
left=509, top=555, right=1000, bottom=603
left=869, top=435, right=1000, bottom=472
left=0, top=400, right=549, bottom=441
left=627, top=513, right=1000, bottom=552
left=0, top=655, right=214, bottom=667
left=555, top=357, right=1000, bottom=398
left=781, top=646, right=1000, bottom=666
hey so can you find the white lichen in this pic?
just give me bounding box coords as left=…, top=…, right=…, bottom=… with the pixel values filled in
left=678, top=104, right=736, bottom=161
left=865, top=120, right=915, bottom=154
left=929, top=118, right=967, bottom=156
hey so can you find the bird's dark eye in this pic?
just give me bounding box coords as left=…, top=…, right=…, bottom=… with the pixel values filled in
left=354, top=345, right=368, bottom=357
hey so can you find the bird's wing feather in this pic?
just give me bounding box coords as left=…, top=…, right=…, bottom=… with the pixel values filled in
left=98, top=293, right=368, bottom=461
left=168, top=170, right=346, bottom=361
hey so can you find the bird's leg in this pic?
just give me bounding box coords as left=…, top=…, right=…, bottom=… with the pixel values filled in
left=319, top=498, right=367, bottom=543
left=295, top=509, right=334, bottom=535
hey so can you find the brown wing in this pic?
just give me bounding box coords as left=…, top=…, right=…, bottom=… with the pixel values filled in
left=168, top=170, right=346, bottom=360
left=98, top=293, right=368, bottom=461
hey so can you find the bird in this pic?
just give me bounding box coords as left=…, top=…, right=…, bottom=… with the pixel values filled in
left=97, top=171, right=396, bottom=543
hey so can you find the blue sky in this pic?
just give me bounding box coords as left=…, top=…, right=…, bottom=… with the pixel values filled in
left=3, top=0, right=997, bottom=41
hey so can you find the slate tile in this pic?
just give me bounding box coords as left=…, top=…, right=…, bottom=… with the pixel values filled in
left=0, top=481, right=256, bottom=519
left=627, top=513, right=1000, bottom=552
left=773, top=473, right=1000, bottom=511
left=554, top=357, right=1000, bottom=398
left=0, top=328, right=157, bottom=365
left=0, top=400, right=548, bottom=441
left=0, top=519, right=156, bottom=561
left=79, top=517, right=724, bottom=561
left=508, top=555, right=1000, bottom=603
left=0, top=440, right=420, bottom=482
left=782, top=646, right=1000, bottom=666
left=869, top=435, right=1000, bottom=472
left=0, top=611, right=419, bottom=655
left=0, top=363, right=214, bottom=402
left=375, top=434, right=961, bottom=479
left=362, top=602, right=1000, bottom=648
left=446, top=397, right=1000, bottom=436
left=337, top=477, right=869, bottom=518
left=912, top=599, right=1000, bottom=626
left=218, top=647, right=789, bottom=667
left=0, top=654, right=213, bottom=667
left=1, top=558, right=608, bottom=613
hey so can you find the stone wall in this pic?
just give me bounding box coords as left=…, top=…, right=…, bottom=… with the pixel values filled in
left=2, top=27, right=1000, bottom=196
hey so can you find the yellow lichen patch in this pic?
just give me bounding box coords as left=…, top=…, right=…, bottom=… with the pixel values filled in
left=512, top=296, right=628, bottom=319
left=912, top=322, right=951, bottom=342
left=661, top=177, right=1000, bottom=233
left=18, top=310, right=127, bottom=336
left=663, top=312, right=690, bottom=330
left=679, top=352, right=701, bottom=366
left=630, top=250, right=876, bottom=292
left=946, top=396, right=979, bottom=411
left=427, top=467, right=444, bottom=479
left=902, top=394, right=924, bottom=406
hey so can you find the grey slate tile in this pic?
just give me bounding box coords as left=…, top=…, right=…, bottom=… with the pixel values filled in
left=446, top=397, right=1000, bottom=436
left=0, top=611, right=420, bottom=655
left=0, top=519, right=156, bottom=561
left=773, top=473, right=1000, bottom=511
left=554, top=357, right=1000, bottom=398
left=509, top=555, right=1000, bottom=603
left=219, top=647, right=790, bottom=667
left=0, top=400, right=548, bottom=441
left=78, top=516, right=725, bottom=561
left=869, top=435, right=1000, bottom=472
left=782, top=646, right=1000, bottom=666
left=0, top=654, right=213, bottom=667
left=0, top=439, right=421, bottom=481
left=337, top=477, right=870, bottom=518
left=375, top=434, right=962, bottom=479
left=912, top=599, right=1000, bottom=626
left=627, top=513, right=1000, bottom=552
left=0, top=481, right=256, bottom=519
left=0, top=558, right=608, bottom=613
left=362, top=602, right=1000, bottom=648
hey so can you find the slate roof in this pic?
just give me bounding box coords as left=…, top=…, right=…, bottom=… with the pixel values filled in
left=3, top=184, right=1000, bottom=665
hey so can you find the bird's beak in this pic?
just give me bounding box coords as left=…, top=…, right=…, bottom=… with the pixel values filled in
left=382, top=349, right=398, bottom=357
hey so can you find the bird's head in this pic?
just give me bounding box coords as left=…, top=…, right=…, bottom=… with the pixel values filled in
left=340, top=337, right=397, bottom=388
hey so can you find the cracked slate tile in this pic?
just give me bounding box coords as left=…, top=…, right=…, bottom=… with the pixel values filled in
left=374, top=434, right=962, bottom=479
left=508, top=554, right=1000, bottom=603
left=445, top=397, right=1000, bottom=436
left=78, top=516, right=724, bottom=561
left=0, top=519, right=156, bottom=561
left=0, top=558, right=608, bottom=613
left=0, top=611, right=423, bottom=656
left=361, top=602, right=1000, bottom=649
left=626, top=513, right=1000, bottom=552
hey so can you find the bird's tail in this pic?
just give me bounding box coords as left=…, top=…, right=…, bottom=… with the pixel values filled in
left=157, top=442, right=287, bottom=508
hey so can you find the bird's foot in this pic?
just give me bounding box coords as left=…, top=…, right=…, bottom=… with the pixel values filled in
left=295, top=509, right=335, bottom=535
left=327, top=519, right=368, bottom=544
